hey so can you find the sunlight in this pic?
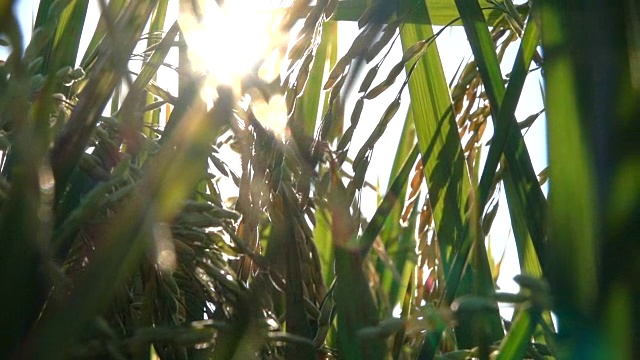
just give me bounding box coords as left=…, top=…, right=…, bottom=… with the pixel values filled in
left=178, top=0, right=286, bottom=87
left=251, top=94, right=289, bottom=138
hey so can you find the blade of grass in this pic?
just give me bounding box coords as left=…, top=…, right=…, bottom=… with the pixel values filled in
left=142, top=0, right=169, bottom=140
left=495, top=304, right=541, bottom=360
left=476, top=12, right=543, bottom=278
left=50, top=1, right=157, bottom=199
left=33, top=0, right=55, bottom=29
left=454, top=0, right=547, bottom=277
left=270, top=191, right=316, bottom=358
left=400, top=13, right=502, bottom=348
left=293, top=19, right=338, bottom=153
left=79, top=0, right=127, bottom=68
left=118, top=21, right=179, bottom=154
left=453, top=3, right=556, bottom=346
left=540, top=0, right=640, bottom=357
left=0, top=14, right=49, bottom=355
left=32, top=0, right=57, bottom=74
left=392, top=271, right=414, bottom=359
left=538, top=0, right=600, bottom=311
left=360, top=143, right=419, bottom=258
left=314, top=204, right=335, bottom=289
left=385, top=195, right=419, bottom=314
left=47, top=0, right=88, bottom=72
left=329, top=173, right=385, bottom=359
left=377, top=110, right=417, bottom=311
left=400, top=23, right=463, bottom=287
left=335, top=0, right=510, bottom=26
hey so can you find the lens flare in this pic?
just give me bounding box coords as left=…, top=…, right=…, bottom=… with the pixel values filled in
left=179, top=0, right=286, bottom=87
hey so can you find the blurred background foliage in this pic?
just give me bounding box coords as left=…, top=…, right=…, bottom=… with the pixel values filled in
left=0, top=0, right=638, bottom=359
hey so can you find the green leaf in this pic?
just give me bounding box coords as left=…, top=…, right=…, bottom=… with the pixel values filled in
left=400, top=18, right=502, bottom=349
left=294, top=20, right=338, bottom=152
left=336, top=0, right=511, bottom=26
left=50, top=1, right=158, bottom=198
left=539, top=0, right=640, bottom=357
left=79, top=0, right=127, bottom=67
left=360, top=143, right=419, bottom=258
left=377, top=111, right=417, bottom=310
left=118, top=21, right=179, bottom=154
left=329, top=175, right=385, bottom=360
left=48, top=0, right=88, bottom=72
left=496, top=305, right=541, bottom=360
left=453, top=3, right=549, bottom=311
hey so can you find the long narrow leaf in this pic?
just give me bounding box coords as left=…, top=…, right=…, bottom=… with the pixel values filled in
left=47, top=0, right=88, bottom=71
left=336, top=0, right=509, bottom=26
left=400, top=17, right=502, bottom=348
left=330, top=175, right=385, bottom=360
left=477, top=12, right=543, bottom=278
left=50, top=1, right=158, bottom=198
left=360, top=143, right=418, bottom=257
left=454, top=0, right=548, bottom=277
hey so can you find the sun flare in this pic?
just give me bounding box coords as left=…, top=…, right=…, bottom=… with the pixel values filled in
left=179, top=0, right=286, bottom=87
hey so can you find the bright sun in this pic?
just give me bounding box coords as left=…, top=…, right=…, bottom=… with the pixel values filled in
left=178, top=0, right=285, bottom=87
left=178, top=0, right=291, bottom=136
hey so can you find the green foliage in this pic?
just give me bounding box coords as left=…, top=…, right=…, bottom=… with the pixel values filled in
left=0, top=0, right=637, bottom=359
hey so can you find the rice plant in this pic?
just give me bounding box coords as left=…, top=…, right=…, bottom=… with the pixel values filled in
left=0, top=0, right=637, bottom=359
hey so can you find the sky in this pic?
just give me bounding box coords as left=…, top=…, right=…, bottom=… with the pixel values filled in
left=3, top=0, right=548, bottom=303
left=0, top=1, right=32, bottom=58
